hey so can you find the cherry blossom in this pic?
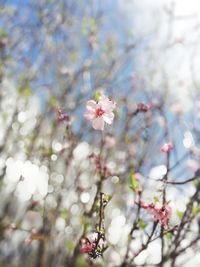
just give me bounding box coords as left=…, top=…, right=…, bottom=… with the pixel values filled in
left=79, top=233, right=96, bottom=254
left=79, top=232, right=105, bottom=256
left=140, top=201, right=172, bottom=229
left=160, top=142, right=174, bottom=153
left=84, top=95, right=116, bottom=130
left=80, top=241, right=94, bottom=254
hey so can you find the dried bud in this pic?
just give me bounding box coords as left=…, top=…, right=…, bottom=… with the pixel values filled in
left=137, top=103, right=151, bottom=112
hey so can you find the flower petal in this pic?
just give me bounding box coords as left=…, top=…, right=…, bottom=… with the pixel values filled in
left=92, top=117, right=104, bottom=130
left=84, top=111, right=96, bottom=121
left=99, top=96, right=116, bottom=112
left=103, top=112, right=114, bottom=124
left=86, top=100, right=97, bottom=111
left=80, top=244, right=93, bottom=253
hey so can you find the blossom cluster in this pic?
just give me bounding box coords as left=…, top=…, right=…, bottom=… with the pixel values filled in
left=140, top=201, right=172, bottom=229
left=79, top=233, right=106, bottom=258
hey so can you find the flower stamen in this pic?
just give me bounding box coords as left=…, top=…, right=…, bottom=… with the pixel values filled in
left=96, top=107, right=105, bottom=117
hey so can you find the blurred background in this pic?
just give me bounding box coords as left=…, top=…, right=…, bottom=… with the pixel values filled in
left=0, top=0, right=200, bottom=266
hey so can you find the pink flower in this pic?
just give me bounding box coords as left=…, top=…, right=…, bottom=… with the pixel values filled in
left=79, top=234, right=96, bottom=254
left=137, top=102, right=151, bottom=112
left=56, top=107, right=70, bottom=123
left=80, top=243, right=94, bottom=254
left=79, top=232, right=105, bottom=255
left=160, top=142, right=174, bottom=153
left=84, top=95, right=116, bottom=130
left=140, top=201, right=172, bottom=229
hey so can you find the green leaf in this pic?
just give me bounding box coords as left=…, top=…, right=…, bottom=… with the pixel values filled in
left=193, top=178, right=198, bottom=187
left=176, top=210, right=184, bottom=219
left=165, top=232, right=173, bottom=240
left=129, top=171, right=138, bottom=192
left=137, top=218, right=147, bottom=229
left=94, top=90, right=101, bottom=102
left=192, top=205, right=200, bottom=216
left=129, top=185, right=135, bottom=192
left=49, top=94, right=57, bottom=108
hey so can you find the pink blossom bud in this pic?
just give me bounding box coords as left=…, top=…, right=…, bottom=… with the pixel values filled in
left=137, top=103, right=151, bottom=112
left=160, top=142, right=174, bottom=153
left=56, top=107, right=70, bottom=123
left=80, top=244, right=93, bottom=254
